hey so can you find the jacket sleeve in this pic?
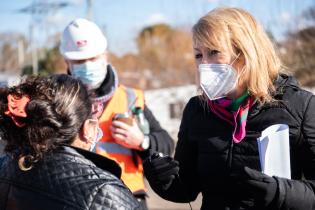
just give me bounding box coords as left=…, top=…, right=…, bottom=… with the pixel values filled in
left=91, top=181, right=143, bottom=210
left=148, top=97, right=201, bottom=203
left=138, top=104, right=174, bottom=158
left=275, top=95, right=315, bottom=210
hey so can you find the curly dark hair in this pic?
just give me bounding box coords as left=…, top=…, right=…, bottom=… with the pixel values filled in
left=0, top=74, right=92, bottom=162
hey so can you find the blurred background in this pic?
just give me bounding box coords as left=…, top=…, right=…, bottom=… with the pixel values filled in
left=0, top=0, right=314, bottom=88
left=0, top=1, right=315, bottom=209
left=1, top=0, right=315, bottom=137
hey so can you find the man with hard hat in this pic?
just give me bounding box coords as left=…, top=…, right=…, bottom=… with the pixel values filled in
left=60, top=18, right=174, bottom=209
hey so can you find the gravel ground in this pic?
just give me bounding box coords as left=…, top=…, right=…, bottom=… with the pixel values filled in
left=145, top=179, right=202, bottom=210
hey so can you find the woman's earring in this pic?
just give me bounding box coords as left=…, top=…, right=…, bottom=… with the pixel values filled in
left=18, top=155, right=34, bottom=171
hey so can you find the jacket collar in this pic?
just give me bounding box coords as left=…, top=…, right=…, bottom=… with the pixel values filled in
left=94, top=64, right=119, bottom=98
left=58, top=146, right=121, bottom=178
left=274, top=73, right=300, bottom=89
left=248, top=74, right=300, bottom=118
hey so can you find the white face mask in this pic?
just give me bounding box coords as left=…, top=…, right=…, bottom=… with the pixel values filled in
left=90, top=127, right=103, bottom=152
left=199, top=64, right=238, bottom=100
left=71, top=58, right=107, bottom=90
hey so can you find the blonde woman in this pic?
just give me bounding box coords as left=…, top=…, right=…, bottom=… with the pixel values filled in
left=143, top=7, right=315, bottom=210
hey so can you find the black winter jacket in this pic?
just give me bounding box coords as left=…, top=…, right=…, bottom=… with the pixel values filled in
left=150, top=75, right=315, bottom=210
left=0, top=146, right=143, bottom=210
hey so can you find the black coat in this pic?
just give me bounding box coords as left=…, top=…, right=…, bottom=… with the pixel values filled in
left=0, top=146, right=143, bottom=210
left=151, top=75, right=315, bottom=210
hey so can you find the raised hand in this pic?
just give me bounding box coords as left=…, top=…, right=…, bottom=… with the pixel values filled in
left=143, top=153, right=179, bottom=190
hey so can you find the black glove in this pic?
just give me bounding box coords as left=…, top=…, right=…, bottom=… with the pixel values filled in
left=143, top=152, right=179, bottom=190
left=241, top=166, right=278, bottom=208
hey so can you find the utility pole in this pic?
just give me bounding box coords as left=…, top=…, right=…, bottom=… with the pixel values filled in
left=86, top=0, right=93, bottom=21
left=29, top=23, right=38, bottom=75
left=17, top=0, right=69, bottom=75
left=17, top=38, right=25, bottom=70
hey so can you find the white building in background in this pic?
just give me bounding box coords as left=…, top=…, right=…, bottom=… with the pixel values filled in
left=144, top=84, right=198, bottom=140
left=0, top=74, right=21, bottom=156
left=0, top=74, right=21, bottom=87
left=305, top=87, right=315, bottom=94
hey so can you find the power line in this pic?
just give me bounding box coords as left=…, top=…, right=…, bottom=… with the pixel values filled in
left=17, top=0, right=70, bottom=75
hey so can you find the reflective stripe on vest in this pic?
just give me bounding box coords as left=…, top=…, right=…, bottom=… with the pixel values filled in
left=96, top=85, right=145, bottom=193
left=97, top=142, right=132, bottom=156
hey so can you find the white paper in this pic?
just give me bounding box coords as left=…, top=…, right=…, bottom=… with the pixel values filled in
left=257, top=124, right=291, bottom=179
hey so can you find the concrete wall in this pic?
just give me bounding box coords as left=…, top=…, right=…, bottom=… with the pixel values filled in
left=144, top=85, right=198, bottom=140
left=0, top=74, right=20, bottom=87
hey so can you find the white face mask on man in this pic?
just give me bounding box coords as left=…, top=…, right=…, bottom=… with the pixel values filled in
left=71, top=58, right=108, bottom=90
left=199, top=63, right=238, bottom=100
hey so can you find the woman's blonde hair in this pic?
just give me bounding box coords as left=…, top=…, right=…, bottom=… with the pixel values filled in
left=193, top=7, right=282, bottom=104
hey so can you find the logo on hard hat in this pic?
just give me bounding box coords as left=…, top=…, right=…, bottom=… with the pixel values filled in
left=60, top=18, right=108, bottom=60
left=76, top=40, right=87, bottom=48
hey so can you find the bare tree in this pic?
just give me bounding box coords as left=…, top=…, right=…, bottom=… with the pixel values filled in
left=135, top=24, right=195, bottom=89
left=0, top=33, right=28, bottom=75
left=280, top=6, right=315, bottom=87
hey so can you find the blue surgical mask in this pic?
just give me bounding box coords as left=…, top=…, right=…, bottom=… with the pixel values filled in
left=199, top=64, right=238, bottom=100
left=71, top=58, right=107, bottom=90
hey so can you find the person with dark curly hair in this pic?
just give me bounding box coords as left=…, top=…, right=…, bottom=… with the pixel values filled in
left=0, top=74, right=143, bottom=210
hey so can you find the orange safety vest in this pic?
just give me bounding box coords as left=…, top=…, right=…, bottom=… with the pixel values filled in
left=95, top=85, right=146, bottom=193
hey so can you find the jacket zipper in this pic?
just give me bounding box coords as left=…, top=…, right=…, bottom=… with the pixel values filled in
left=227, top=139, right=234, bottom=171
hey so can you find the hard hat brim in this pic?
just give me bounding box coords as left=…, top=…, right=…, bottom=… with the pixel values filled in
left=61, top=48, right=105, bottom=60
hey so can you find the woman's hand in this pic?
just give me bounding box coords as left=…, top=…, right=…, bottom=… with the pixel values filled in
left=143, top=153, right=179, bottom=190
left=240, top=167, right=278, bottom=208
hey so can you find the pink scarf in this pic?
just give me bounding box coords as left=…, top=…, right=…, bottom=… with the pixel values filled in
left=208, top=97, right=255, bottom=143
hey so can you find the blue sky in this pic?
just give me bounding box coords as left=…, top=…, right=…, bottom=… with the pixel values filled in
left=0, top=0, right=314, bottom=56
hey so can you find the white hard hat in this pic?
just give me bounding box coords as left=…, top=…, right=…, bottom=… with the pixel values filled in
left=60, top=18, right=107, bottom=60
